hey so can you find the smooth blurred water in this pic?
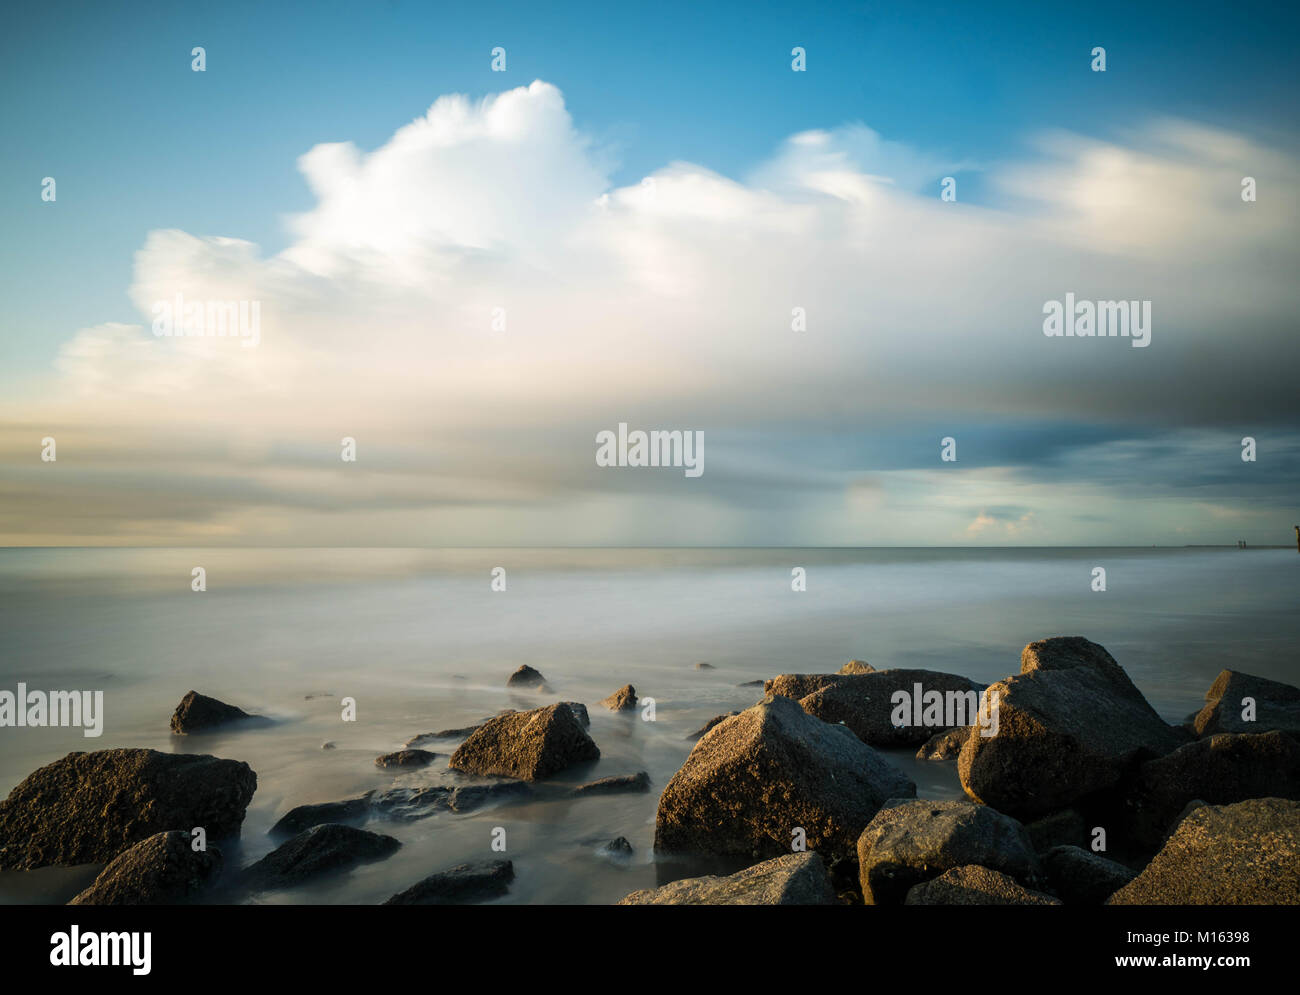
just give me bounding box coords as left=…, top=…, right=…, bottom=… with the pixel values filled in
left=0, top=546, right=1296, bottom=904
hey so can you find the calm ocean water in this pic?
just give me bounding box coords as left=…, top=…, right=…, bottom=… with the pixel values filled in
left=1, top=546, right=1296, bottom=904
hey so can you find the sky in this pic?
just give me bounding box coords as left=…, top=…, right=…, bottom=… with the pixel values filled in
left=1, top=0, right=1297, bottom=546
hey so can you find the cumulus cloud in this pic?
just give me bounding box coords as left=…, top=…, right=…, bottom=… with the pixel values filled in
left=3, top=81, right=1297, bottom=545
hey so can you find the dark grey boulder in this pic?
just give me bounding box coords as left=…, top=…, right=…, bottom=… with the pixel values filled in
left=904, top=865, right=1062, bottom=906
left=0, top=749, right=256, bottom=870
left=695, top=662, right=715, bottom=670
left=597, top=837, right=634, bottom=859
left=69, top=831, right=222, bottom=906
left=1108, top=798, right=1300, bottom=904
left=450, top=703, right=599, bottom=781
left=1041, top=845, right=1135, bottom=905
left=270, top=793, right=373, bottom=837
left=1125, top=731, right=1300, bottom=848
left=856, top=798, right=1041, bottom=905
left=654, top=695, right=915, bottom=861
left=619, top=852, right=838, bottom=905
left=244, top=824, right=400, bottom=889
left=375, top=749, right=439, bottom=769
left=569, top=771, right=651, bottom=797
left=917, top=726, right=971, bottom=760
left=959, top=639, right=1184, bottom=819
left=798, top=669, right=983, bottom=747
left=1192, top=670, right=1300, bottom=738
left=383, top=859, right=514, bottom=905
left=170, top=691, right=253, bottom=734
left=368, top=780, right=533, bottom=820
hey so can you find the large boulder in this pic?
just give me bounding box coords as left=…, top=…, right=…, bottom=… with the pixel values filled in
left=798, top=669, right=984, bottom=747
left=856, top=799, right=1041, bottom=905
left=1108, top=798, right=1300, bottom=904
left=244, top=823, right=400, bottom=889
left=383, top=859, right=514, bottom=905
left=449, top=703, right=599, bottom=781
left=1124, top=731, right=1300, bottom=848
left=904, top=865, right=1062, bottom=906
left=68, top=831, right=222, bottom=905
left=959, top=639, right=1184, bottom=819
left=618, top=852, right=838, bottom=905
left=170, top=691, right=253, bottom=734
left=0, top=749, right=257, bottom=869
left=1041, top=845, right=1135, bottom=905
left=654, top=695, right=915, bottom=861
left=1192, top=670, right=1300, bottom=738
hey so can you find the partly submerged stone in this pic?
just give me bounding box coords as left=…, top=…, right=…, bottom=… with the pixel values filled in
left=654, top=695, right=915, bottom=861
left=505, top=665, right=550, bottom=691
left=374, top=749, right=439, bottom=769
left=569, top=771, right=651, bottom=797
left=270, top=793, right=373, bottom=837
left=244, top=824, right=400, bottom=889
left=618, top=852, right=838, bottom=905
left=383, top=859, right=514, bottom=905
left=904, top=865, right=1062, bottom=906
left=0, top=749, right=256, bottom=870
left=600, top=684, right=638, bottom=712
left=170, top=691, right=253, bottom=734
left=69, top=831, right=222, bottom=906
left=450, top=703, right=599, bottom=781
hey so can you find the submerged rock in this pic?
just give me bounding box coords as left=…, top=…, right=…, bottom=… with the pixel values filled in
left=959, top=638, right=1183, bottom=819
left=687, top=712, right=739, bottom=740
left=904, top=865, right=1062, bottom=906
left=506, top=665, right=550, bottom=691
left=695, top=662, right=715, bottom=670
left=0, top=749, right=257, bottom=870
left=375, top=749, right=439, bottom=769
left=1125, top=730, right=1300, bottom=848
left=619, top=852, right=838, bottom=905
left=916, top=726, right=971, bottom=760
left=69, top=831, right=222, bottom=906
left=856, top=798, right=1041, bottom=905
left=600, top=684, right=638, bottom=712
left=405, top=726, right=482, bottom=748
left=383, top=859, right=514, bottom=905
left=569, top=771, right=651, bottom=797
left=270, top=793, right=373, bottom=837
left=597, top=837, right=634, bottom=859
left=447, top=781, right=534, bottom=813
left=450, top=703, right=599, bottom=781
left=798, top=669, right=983, bottom=747
left=654, top=695, right=915, bottom=861
left=244, top=824, right=400, bottom=889
left=368, top=781, right=534, bottom=820
left=1192, top=670, right=1300, bottom=738
left=170, top=691, right=253, bottom=734
left=1107, top=798, right=1300, bottom=905
left=1041, top=845, right=1135, bottom=905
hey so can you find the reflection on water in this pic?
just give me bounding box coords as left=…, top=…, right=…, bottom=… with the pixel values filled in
left=0, top=547, right=1296, bottom=904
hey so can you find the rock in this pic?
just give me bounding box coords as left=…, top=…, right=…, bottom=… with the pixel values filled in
left=374, top=749, right=439, bottom=769
left=1125, top=731, right=1300, bottom=848
left=1024, top=809, right=1088, bottom=853
left=0, top=749, right=257, bottom=870
left=68, top=831, right=222, bottom=906
left=561, top=702, right=590, bottom=728
left=450, top=703, right=599, bottom=781
left=763, top=673, right=845, bottom=699
left=1192, top=670, right=1300, bottom=738
left=270, top=794, right=373, bottom=837
left=447, top=781, right=534, bottom=813
left=695, top=662, right=715, bottom=670
left=244, top=824, right=400, bottom=889
left=368, top=781, right=533, bottom=820
left=600, top=684, right=638, bottom=712
left=320, top=742, right=337, bottom=750
left=904, top=865, right=1062, bottom=906
left=1108, top=798, right=1300, bottom=905
left=506, top=665, right=550, bottom=691
left=1020, top=636, right=1146, bottom=699
left=383, top=859, right=514, bottom=905
left=569, top=772, right=650, bottom=797
left=959, top=640, right=1184, bottom=819
left=916, top=726, right=971, bottom=760
left=737, top=680, right=765, bottom=689
left=839, top=660, right=875, bottom=674
left=169, top=691, right=253, bottom=734
left=597, top=837, right=634, bottom=859
left=687, top=712, right=739, bottom=740
left=1041, top=845, right=1135, bottom=905
left=798, top=669, right=983, bottom=747
left=856, top=798, right=1041, bottom=905
left=654, top=695, right=915, bottom=861
left=618, top=852, right=838, bottom=905
left=405, top=726, right=481, bottom=748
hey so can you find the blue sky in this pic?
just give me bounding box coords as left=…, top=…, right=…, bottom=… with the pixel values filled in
left=1, top=1, right=1297, bottom=546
